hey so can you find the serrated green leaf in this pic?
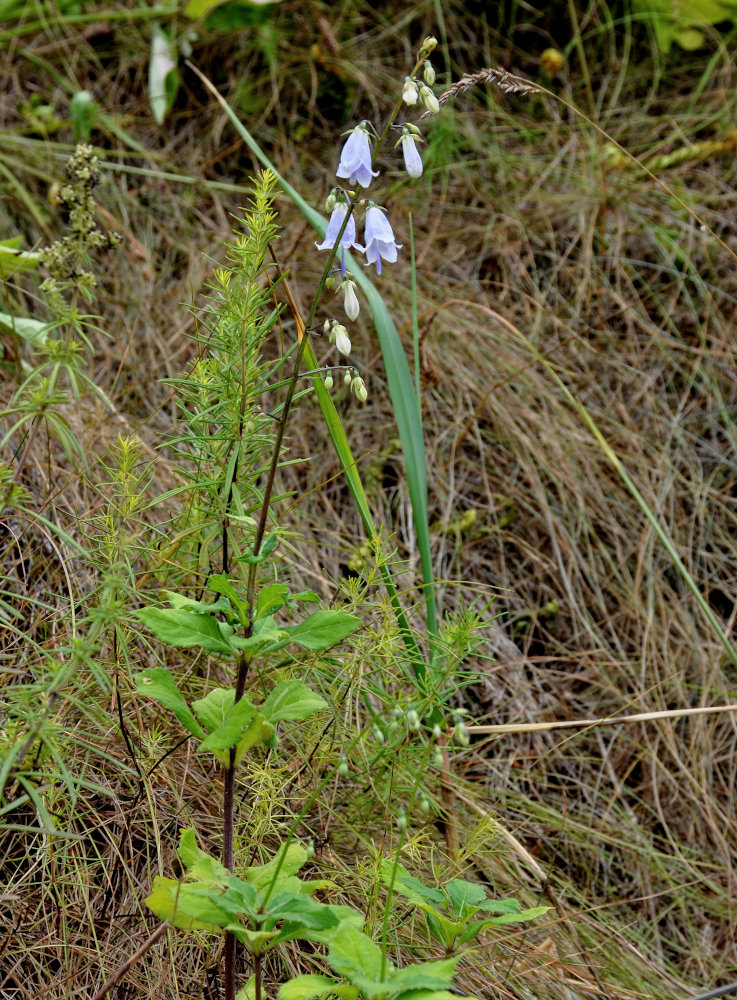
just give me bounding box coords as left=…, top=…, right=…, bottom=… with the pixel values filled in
left=265, top=892, right=339, bottom=931
left=209, top=573, right=250, bottom=625
left=235, top=974, right=257, bottom=1000
left=476, top=905, right=551, bottom=927
left=193, top=688, right=258, bottom=762
left=281, top=610, right=361, bottom=651
left=256, top=582, right=289, bottom=619
left=279, top=975, right=358, bottom=1000
left=380, top=861, right=445, bottom=905
left=261, top=680, right=327, bottom=723
left=387, top=957, right=459, bottom=995
left=146, top=877, right=225, bottom=931
left=246, top=843, right=308, bottom=890
left=421, top=907, right=463, bottom=950
left=445, top=878, right=486, bottom=918
left=475, top=897, right=522, bottom=915
left=134, top=606, right=236, bottom=653
left=134, top=668, right=205, bottom=739
left=178, top=828, right=229, bottom=885
left=326, top=927, right=386, bottom=986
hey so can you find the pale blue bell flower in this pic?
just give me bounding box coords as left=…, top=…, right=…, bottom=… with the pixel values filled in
left=336, top=123, right=379, bottom=189
left=363, top=205, right=402, bottom=275
left=315, top=202, right=363, bottom=276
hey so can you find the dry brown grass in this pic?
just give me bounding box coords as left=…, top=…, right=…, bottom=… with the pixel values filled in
left=2, top=2, right=737, bottom=998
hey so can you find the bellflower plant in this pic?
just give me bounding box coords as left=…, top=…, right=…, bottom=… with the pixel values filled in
left=363, top=204, right=402, bottom=275
left=316, top=199, right=364, bottom=276
left=336, top=122, right=379, bottom=189
left=402, top=77, right=419, bottom=106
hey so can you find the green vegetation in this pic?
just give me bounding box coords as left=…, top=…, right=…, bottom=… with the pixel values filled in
left=2, top=3, right=737, bottom=1000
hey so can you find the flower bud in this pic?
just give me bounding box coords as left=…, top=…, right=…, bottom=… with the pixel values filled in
left=453, top=722, right=470, bottom=747
left=325, top=189, right=338, bottom=212
left=338, top=755, right=349, bottom=777
left=396, top=807, right=408, bottom=832
left=423, top=61, right=435, bottom=86
left=432, top=724, right=442, bottom=740
left=340, top=276, right=360, bottom=320
left=419, top=795, right=431, bottom=814
left=402, top=76, right=419, bottom=106
left=324, top=374, right=334, bottom=391
left=433, top=747, right=444, bottom=767
left=406, top=709, right=420, bottom=732
left=351, top=375, right=368, bottom=402
left=328, top=320, right=351, bottom=356
left=420, top=84, right=440, bottom=114
left=344, top=370, right=352, bottom=386
left=419, top=36, right=437, bottom=59
left=373, top=725, right=385, bottom=745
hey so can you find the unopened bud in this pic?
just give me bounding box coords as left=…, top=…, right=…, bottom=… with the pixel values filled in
left=338, top=755, right=349, bottom=777
left=433, top=747, right=444, bottom=767
left=453, top=722, right=470, bottom=747
left=396, top=807, right=408, bottom=832
left=402, top=77, right=419, bottom=106
left=419, top=36, right=438, bottom=59
left=540, top=47, right=564, bottom=77
left=406, top=709, right=420, bottom=732
left=325, top=188, right=338, bottom=212
left=351, top=375, right=368, bottom=403
left=324, top=374, right=334, bottom=391
left=344, top=370, right=352, bottom=386
left=423, top=61, right=435, bottom=86
left=373, top=725, right=385, bottom=745
left=432, top=724, right=442, bottom=740
left=419, top=795, right=431, bottom=814
left=420, top=84, right=440, bottom=115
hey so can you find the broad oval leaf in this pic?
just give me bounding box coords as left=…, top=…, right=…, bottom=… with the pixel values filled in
left=135, top=667, right=205, bottom=739
left=261, top=680, right=327, bottom=723
left=282, top=610, right=361, bottom=651
left=134, top=606, right=236, bottom=654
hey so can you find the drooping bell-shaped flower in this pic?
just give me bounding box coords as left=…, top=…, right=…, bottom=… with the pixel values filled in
left=400, top=130, right=423, bottom=178
left=363, top=204, right=402, bottom=276
left=316, top=201, right=363, bottom=276
left=336, top=122, right=379, bottom=189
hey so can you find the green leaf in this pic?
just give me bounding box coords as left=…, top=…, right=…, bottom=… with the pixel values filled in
left=261, top=680, right=327, bottom=723
left=245, top=843, right=308, bottom=890
left=394, top=992, right=475, bottom=1000
left=445, top=879, right=486, bottom=918
left=420, top=907, right=463, bottom=950
left=134, top=668, right=205, bottom=739
left=381, top=862, right=445, bottom=906
left=209, top=573, right=250, bottom=625
left=387, top=957, right=459, bottom=996
left=134, top=606, right=236, bottom=654
left=149, top=23, right=178, bottom=124
left=178, top=827, right=229, bottom=885
left=282, top=610, right=361, bottom=651
left=193, top=689, right=258, bottom=763
left=0, top=244, right=40, bottom=278
left=279, top=975, right=358, bottom=1000
left=238, top=531, right=278, bottom=564
left=0, top=309, right=51, bottom=345
left=231, top=615, right=288, bottom=652
left=146, top=877, right=227, bottom=931
left=235, top=974, right=257, bottom=1000
left=165, top=590, right=233, bottom=615
left=326, top=927, right=387, bottom=989
left=256, top=582, right=289, bottom=619
left=475, top=905, right=551, bottom=927
left=475, top=897, right=522, bottom=915
left=265, top=892, right=340, bottom=931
